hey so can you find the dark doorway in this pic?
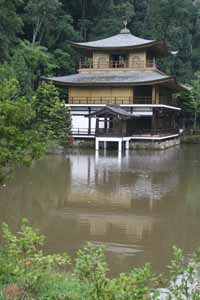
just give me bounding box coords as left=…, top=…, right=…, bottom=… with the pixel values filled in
left=127, top=117, right=152, bottom=135
left=134, top=86, right=152, bottom=104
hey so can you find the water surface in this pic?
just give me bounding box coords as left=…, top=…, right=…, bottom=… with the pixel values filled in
left=0, top=145, right=200, bottom=275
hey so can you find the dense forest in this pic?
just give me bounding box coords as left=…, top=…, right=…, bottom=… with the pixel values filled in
left=1, top=0, right=200, bottom=90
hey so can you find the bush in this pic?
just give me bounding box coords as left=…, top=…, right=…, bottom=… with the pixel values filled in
left=0, top=219, right=70, bottom=297
left=1, top=221, right=200, bottom=300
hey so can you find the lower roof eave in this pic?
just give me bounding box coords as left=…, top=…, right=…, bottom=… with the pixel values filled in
left=48, top=78, right=187, bottom=93
left=50, top=78, right=172, bottom=87
left=65, top=103, right=181, bottom=111
left=43, top=72, right=189, bottom=93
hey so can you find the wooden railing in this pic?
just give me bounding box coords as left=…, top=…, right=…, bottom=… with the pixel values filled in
left=71, top=128, right=179, bottom=137
left=130, top=128, right=179, bottom=136
left=72, top=128, right=96, bottom=136
left=96, top=128, right=125, bottom=137
left=160, top=96, right=178, bottom=106
left=68, top=96, right=153, bottom=105
left=79, top=59, right=155, bottom=69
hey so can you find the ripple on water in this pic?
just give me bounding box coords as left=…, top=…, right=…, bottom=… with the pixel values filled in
left=92, top=241, right=144, bottom=256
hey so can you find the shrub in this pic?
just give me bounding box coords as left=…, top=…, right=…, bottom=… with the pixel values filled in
left=0, top=219, right=70, bottom=297
left=1, top=221, right=200, bottom=300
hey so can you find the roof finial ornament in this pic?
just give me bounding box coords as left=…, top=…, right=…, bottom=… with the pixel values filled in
left=120, top=20, right=130, bottom=34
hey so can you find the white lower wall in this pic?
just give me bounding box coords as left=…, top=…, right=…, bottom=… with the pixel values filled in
left=72, top=115, right=96, bottom=131
left=70, top=106, right=153, bottom=132
left=72, top=115, right=88, bottom=129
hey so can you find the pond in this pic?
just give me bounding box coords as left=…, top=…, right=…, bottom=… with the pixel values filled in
left=0, top=145, right=200, bottom=275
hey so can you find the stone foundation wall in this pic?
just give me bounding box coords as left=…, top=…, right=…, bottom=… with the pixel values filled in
left=72, top=138, right=95, bottom=149
left=181, top=135, right=200, bottom=144
left=72, top=137, right=181, bottom=150
left=130, top=138, right=180, bottom=150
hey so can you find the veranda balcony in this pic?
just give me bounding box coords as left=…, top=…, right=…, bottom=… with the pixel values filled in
left=79, top=58, right=155, bottom=69
left=68, top=96, right=176, bottom=106
left=97, top=128, right=179, bottom=137
left=72, top=128, right=179, bottom=137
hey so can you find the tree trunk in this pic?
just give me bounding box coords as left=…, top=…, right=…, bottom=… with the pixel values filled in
left=193, top=109, right=197, bottom=129
left=32, top=19, right=42, bottom=45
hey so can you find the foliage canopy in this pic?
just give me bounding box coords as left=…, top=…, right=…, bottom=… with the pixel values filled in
left=0, top=79, right=71, bottom=181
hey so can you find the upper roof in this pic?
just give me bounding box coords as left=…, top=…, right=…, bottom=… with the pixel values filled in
left=69, top=26, right=169, bottom=57
left=45, top=70, right=188, bottom=92
left=71, top=33, right=155, bottom=49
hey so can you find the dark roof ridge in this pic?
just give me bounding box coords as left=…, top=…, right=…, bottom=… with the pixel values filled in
left=85, top=105, right=133, bottom=119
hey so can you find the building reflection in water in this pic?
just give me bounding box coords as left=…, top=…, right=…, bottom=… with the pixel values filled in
left=66, top=148, right=180, bottom=210
left=1, top=147, right=200, bottom=275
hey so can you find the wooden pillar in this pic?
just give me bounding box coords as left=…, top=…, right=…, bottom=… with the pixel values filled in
left=105, top=118, right=108, bottom=129
left=118, top=140, right=122, bottom=152
left=156, top=86, right=160, bottom=104
left=119, top=120, right=123, bottom=136
left=95, top=138, right=99, bottom=151
left=152, top=85, right=160, bottom=104
left=170, top=111, right=174, bottom=129
left=153, top=56, right=156, bottom=68
left=177, top=111, right=181, bottom=131
left=88, top=107, right=91, bottom=135
left=152, top=108, right=157, bottom=134
left=96, top=118, right=99, bottom=135
left=125, top=140, right=129, bottom=150
left=152, top=85, right=156, bottom=104
left=172, top=110, right=177, bottom=130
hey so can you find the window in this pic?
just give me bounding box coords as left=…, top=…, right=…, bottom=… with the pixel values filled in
left=97, top=55, right=106, bottom=68
left=111, top=54, right=127, bottom=68
left=132, top=55, right=142, bottom=68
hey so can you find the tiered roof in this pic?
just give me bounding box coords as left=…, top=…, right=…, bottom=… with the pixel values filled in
left=70, top=27, right=169, bottom=57
left=45, top=25, right=189, bottom=92
left=46, top=71, right=187, bottom=92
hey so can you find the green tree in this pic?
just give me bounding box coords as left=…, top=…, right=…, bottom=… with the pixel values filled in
left=130, top=0, right=149, bottom=36
left=0, top=79, right=71, bottom=181
left=143, top=0, right=195, bottom=82
left=0, top=79, right=46, bottom=180
left=181, top=72, right=200, bottom=129
left=33, top=82, right=71, bottom=146
left=0, top=0, right=23, bottom=61
left=190, top=72, right=200, bottom=129
left=12, top=41, right=56, bottom=90
left=24, top=0, right=78, bottom=49
left=0, top=63, right=15, bottom=82
left=191, top=0, right=200, bottom=74
left=53, top=48, right=76, bottom=76
left=24, top=0, right=62, bottom=45
left=11, top=49, right=32, bottom=96
left=91, top=1, right=135, bottom=39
